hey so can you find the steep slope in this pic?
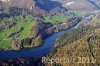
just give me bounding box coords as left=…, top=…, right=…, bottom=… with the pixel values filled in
left=45, top=14, right=100, bottom=66
left=47, top=28, right=100, bottom=66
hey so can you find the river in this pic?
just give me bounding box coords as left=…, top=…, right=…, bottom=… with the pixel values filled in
left=0, top=20, right=80, bottom=61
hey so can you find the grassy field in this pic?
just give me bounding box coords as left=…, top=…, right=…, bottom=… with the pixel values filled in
left=0, top=15, right=36, bottom=49
left=0, top=39, right=12, bottom=49
left=44, top=11, right=84, bottom=24
left=44, top=15, right=71, bottom=24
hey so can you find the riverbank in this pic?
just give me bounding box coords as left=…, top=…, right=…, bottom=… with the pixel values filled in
left=0, top=16, right=82, bottom=61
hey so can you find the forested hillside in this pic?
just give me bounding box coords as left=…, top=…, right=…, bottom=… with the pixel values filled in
left=45, top=14, right=100, bottom=66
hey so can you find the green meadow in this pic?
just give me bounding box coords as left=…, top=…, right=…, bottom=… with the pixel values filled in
left=0, top=15, right=36, bottom=49
left=44, top=15, right=71, bottom=24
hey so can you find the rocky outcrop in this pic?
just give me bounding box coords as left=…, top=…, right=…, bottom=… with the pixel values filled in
left=31, top=36, right=43, bottom=47
left=12, top=38, right=32, bottom=50
left=12, top=39, right=23, bottom=50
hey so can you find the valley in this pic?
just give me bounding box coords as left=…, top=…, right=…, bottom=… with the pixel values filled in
left=0, top=0, right=100, bottom=66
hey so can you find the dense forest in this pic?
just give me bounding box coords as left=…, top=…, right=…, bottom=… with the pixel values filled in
left=45, top=15, right=100, bottom=66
